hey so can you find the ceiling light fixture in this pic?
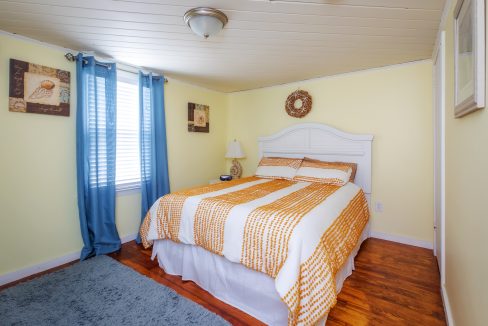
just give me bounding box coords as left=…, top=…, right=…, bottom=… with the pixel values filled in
left=183, top=7, right=228, bottom=39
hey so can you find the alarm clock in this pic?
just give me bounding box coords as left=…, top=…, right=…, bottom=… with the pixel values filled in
left=220, top=175, right=233, bottom=181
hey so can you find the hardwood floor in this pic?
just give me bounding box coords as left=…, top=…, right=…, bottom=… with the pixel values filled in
left=109, top=238, right=446, bottom=326
left=327, top=239, right=446, bottom=325
left=1, top=238, right=446, bottom=325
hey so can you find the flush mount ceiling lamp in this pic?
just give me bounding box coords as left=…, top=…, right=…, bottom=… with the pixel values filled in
left=184, top=7, right=228, bottom=39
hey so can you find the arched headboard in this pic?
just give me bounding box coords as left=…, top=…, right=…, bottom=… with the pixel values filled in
left=258, top=123, right=373, bottom=201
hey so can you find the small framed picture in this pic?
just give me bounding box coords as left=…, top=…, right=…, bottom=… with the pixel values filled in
left=454, top=0, right=485, bottom=118
left=188, top=102, right=209, bottom=133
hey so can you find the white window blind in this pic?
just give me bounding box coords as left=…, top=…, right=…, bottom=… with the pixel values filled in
left=116, top=71, right=141, bottom=191
left=88, top=75, right=111, bottom=188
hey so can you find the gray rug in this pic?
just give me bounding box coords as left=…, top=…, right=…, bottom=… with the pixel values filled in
left=0, top=255, right=229, bottom=326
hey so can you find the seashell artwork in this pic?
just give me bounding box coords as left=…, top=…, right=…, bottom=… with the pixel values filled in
left=9, top=59, right=70, bottom=116
left=24, top=73, right=60, bottom=105
left=188, top=102, right=209, bottom=133
left=194, top=109, right=207, bottom=127
left=29, top=80, right=56, bottom=100
left=41, top=80, right=55, bottom=90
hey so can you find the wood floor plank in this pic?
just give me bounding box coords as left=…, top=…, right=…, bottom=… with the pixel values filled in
left=1, top=238, right=446, bottom=325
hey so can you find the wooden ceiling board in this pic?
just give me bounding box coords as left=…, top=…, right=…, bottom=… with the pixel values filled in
left=0, top=0, right=445, bottom=92
left=262, top=0, right=445, bottom=10
left=0, top=4, right=443, bottom=29
left=0, top=12, right=440, bottom=38
left=2, top=25, right=437, bottom=45
left=3, top=0, right=441, bottom=18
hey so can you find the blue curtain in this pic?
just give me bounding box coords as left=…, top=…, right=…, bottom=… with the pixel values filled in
left=138, top=72, right=170, bottom=243
left=76, top=54, right=120, bottom=260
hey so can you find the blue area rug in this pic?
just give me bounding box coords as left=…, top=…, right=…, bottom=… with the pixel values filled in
left=0, top=255, right=229, bottom=325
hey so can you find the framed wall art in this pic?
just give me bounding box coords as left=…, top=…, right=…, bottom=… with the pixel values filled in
left=454, top=0, right=485, bottom=118
left=188, top=102, right=209, bottom=133
left=9, top=59, right=71, bottom=117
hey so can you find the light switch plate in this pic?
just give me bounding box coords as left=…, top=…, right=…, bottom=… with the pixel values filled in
left=375, top=201, right=384, bottom=213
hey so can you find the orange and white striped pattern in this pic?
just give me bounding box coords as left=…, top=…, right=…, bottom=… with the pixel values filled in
left=140, top=176, right=260, bottom=248
left=255, top=156, right=303, bottom=180
left=241, top=182, right=339, bottom=277
left=293, top=159, right=352, bottom=186
left=140, top=177, right=370, bottom=326
left=282, top=191, right=369, bottom=324
left=305, top=157, right=358, bottom=182
left=193, top=179, right=294, bottom=255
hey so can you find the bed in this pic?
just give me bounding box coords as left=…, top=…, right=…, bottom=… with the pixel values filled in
left=141, top=123, right=373, bottom=325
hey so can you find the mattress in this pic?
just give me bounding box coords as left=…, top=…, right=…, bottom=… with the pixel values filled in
left=141, top=177, right=370, bottom=325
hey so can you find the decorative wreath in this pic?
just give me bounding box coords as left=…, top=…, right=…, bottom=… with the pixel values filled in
left=285, top=90, right=312, bottom=118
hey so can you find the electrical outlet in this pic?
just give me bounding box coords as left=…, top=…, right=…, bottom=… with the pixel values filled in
left=375, top=201, right=384, bottom=213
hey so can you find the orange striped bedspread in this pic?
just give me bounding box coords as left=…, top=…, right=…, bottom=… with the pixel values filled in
left=140, top=176, right=370, bottom=325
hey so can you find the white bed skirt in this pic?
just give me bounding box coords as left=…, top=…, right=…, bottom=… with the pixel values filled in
left=152, top=222, right=370, bottom=325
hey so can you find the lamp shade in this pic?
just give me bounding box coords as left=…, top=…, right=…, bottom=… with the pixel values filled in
left=188, top=15, right=223, bottom=38
left=225, top=140, right=245, bottom=159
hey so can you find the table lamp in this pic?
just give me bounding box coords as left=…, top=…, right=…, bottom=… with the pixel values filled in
left=225, top=140, right=245, bottom=179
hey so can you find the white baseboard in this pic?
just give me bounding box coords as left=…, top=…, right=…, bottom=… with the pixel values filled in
left=0, top=251, right=80, bottom=287
left=0, top=233, right=138, bottom=287
left=370, top=231, right=433, bottom=249
left=441, top=284, right=455, bottom=326
left=120, top=232, right=138, bottom=244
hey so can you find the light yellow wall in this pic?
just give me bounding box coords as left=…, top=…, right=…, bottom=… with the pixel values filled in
left=442, top=3, right=488, bottom=325
left=0, top=34, right=227, bottom=276
left=227, top=61, right=434, bottom=244
left=164, top=79, right=228, bottom=191
left=0, top=34, right=82, bottom=276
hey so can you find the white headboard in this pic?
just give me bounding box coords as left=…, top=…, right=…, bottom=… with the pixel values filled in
left=258, top=123, right=373, bottom=200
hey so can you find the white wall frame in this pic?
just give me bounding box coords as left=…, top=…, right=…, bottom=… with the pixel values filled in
left=433, top=31, right=446, bottom=286
left=454, top=0, right=486, bottom=117
left=434, top=30, right=453, bottom=326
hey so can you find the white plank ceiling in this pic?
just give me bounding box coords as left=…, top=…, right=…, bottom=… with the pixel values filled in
left=0, top=0, right=446, bottom=92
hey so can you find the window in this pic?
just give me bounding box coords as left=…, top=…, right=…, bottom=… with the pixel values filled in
left=116, top=71, right=140, bottom=191
left=88, top=75, right=111, bottom=188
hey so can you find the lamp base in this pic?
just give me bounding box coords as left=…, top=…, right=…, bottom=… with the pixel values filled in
left=230, top=159, right=242, bottom=179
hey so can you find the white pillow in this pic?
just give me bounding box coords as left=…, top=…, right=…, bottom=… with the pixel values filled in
left=293, top=159, right=352, bottom=186
left=255, top=157, right=303, bottom=180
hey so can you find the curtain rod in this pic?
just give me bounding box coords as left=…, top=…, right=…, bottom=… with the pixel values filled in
left=64, top=52, right=168, bottom=83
